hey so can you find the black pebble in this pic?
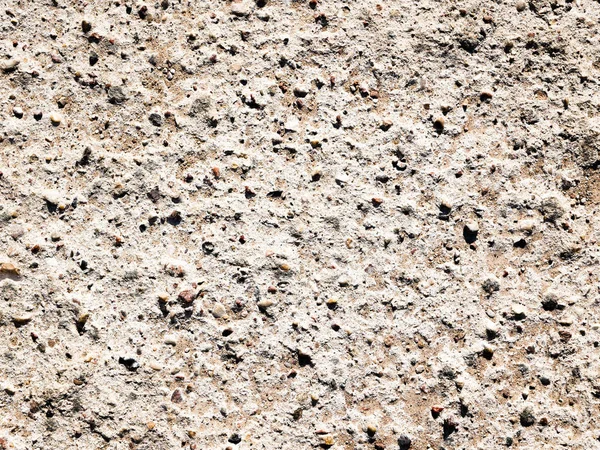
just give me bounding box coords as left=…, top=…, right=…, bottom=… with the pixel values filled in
left=149, top=112, right=164, bottom=127
left=118, top=357, right=139, bottom=371
left=228, top=433, right=242, bottom=444
left=398, top=435, right=411, bottom=449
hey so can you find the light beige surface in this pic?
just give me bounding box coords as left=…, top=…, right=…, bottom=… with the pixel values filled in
left=1, top=0, right=600, bottom=448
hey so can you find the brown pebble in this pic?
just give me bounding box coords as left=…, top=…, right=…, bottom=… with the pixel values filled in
left=0, top=262, right=20, bottom=275
left=372, top=197, right=383, bottom=206
left=171, top=389, right=183, bottom=403
left=178, top=290, right=196, bottom=304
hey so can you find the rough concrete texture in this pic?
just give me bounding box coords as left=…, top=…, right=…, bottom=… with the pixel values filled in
left=1, top=0, right=600, bottom=448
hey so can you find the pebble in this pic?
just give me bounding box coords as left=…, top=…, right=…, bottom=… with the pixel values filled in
left=149, top=112, right=164, bottom=127
left=33, top=110, right=43, bottom=121
left=482, top=276, right=500, bottom=294
left=480, top=90, right=493, bottom=101
left=0, top=262, right=21, bottom=276
left=89, top=51, right=98, bottom=66
left=297, top=348, right=313, bottom=366
left=464, top=221, right=479, bottom=233
left=284, top=116, right=299, bottom=132
left=12, top=313, right=33, bottom=326
left=231, top=1, right=250, bottom=16
left=319, top=435, right=334, bottom=447
left=13, top=106, right=23, bottom=118
left=558, top=315, right=574, bottom=326
left=257, top=299, right=274, bottom=310
left=516, top=0, right=527, bottom=11
left=108, top=86, right=128, bottom=104
left=398, top=435, right=412, bottom=449
left=118, top=356, right=140, bottom=371
left=76, top=313, right=89, bottom=334
left=335, top=173, right=349, bottom=186
left=380, top=119, right=393, bottom=131
left=293, top=85, right=310, bottom=98
left=49, top=112, right=63, bottom=126
left=439, top=198, right=452, bottom=219
left=41, top=189, right=63, bottom=206
left=171, top=389, right=183, bottom=403
left=150, top=361, right=163, bottom=371
left=338, top=275, right=350, bottom=286
left=178, top=290, right=195, bottom=304
left=164, top=335, right=178, bottom=345
left=541, top=292, right=559, bottom=311
left=511, top=303, right=527, bottom=319
left=518, top=219, right=536, bottom=233
left=485, top=320, right=498, bottom=339
left=81, top=19, right=92, bottom=33
left=211, top=303, right=226, bottom=318
left=482, top=344, right=495, bottom=358
left=228, top=433, right=242, bottom=444
left=520, top=407, right=535, bottom=426
left=0, top=59, right=20, bottom=72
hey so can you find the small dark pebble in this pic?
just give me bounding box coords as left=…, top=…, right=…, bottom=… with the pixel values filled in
left=108, top=86, right=128, bottom=104
left=202, top=241, right=215, bottom=254
left=149, top=112, right=164, bottom=127
left=89, top=51, right=98, bottom=66
left=82, top=20, right=92, bottom=33
left=520, top=407, right=535, bottom=427
left=118, top=356, right=139, bottom=371
left=147, top=187, right=161, bottom=203
left=167, top=210, right=181, bottom=225
left=542, top=295, right=558, bottom=311
left=398, top=435, right=411, bottom=449
left=228, top=433, right=242, bottom=444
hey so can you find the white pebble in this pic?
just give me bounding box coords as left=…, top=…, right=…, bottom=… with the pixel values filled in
left=49, top=112, right=63, bottom=125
